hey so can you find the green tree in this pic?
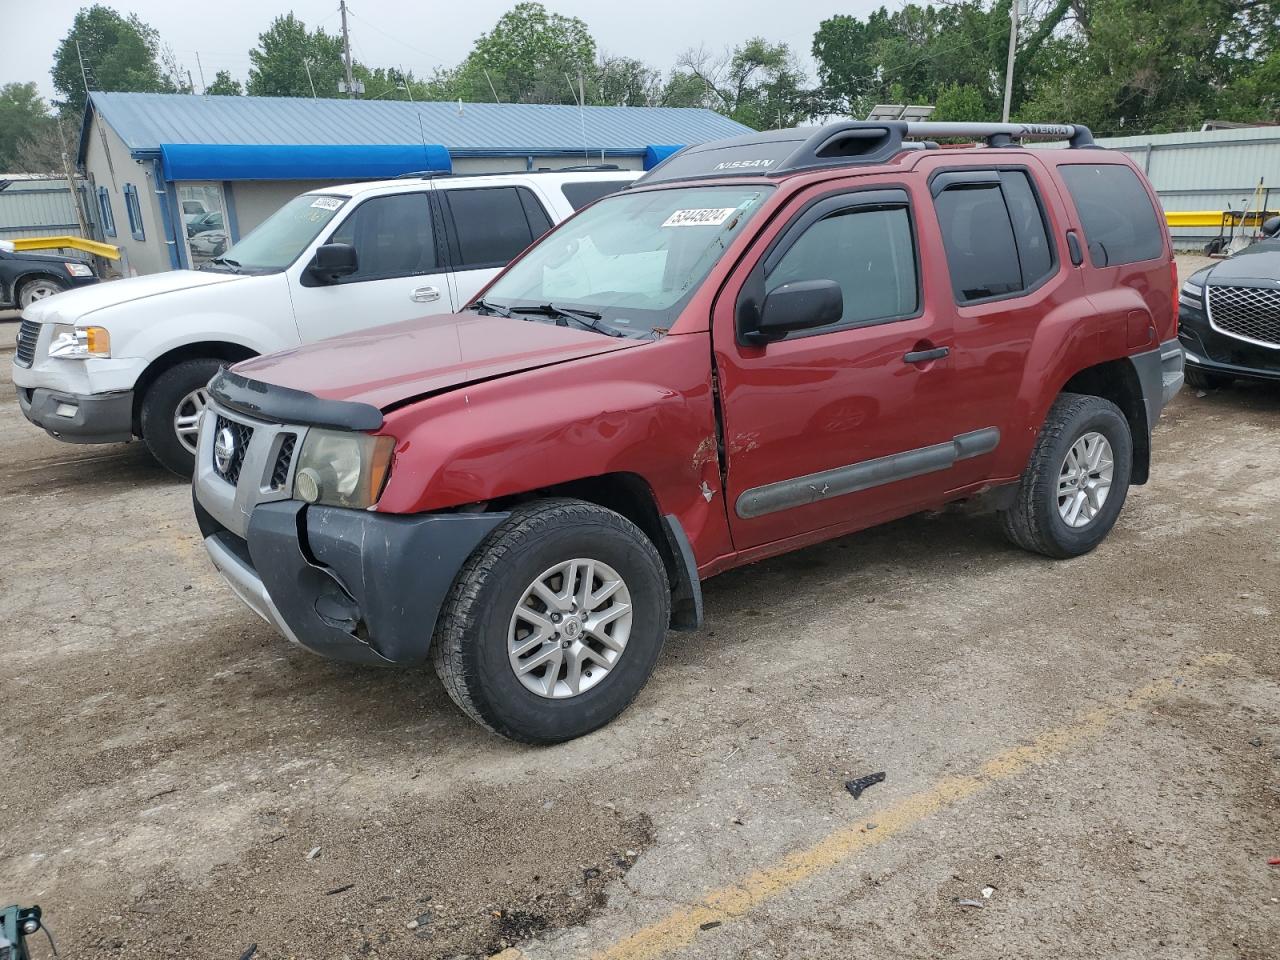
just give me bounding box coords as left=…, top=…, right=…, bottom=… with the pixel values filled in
left=932, top=83, right=993, bottom=121
left=51, top=5, right=177, bottom=116
left=671, top=39, right=816, bottom=128
left=204, top=70, right=242, bottom=97
left=0, top=83, right=57, bottom=171
left=451, top=2, right=597, bottom=104
left=247, top=14, right=345, bottom=98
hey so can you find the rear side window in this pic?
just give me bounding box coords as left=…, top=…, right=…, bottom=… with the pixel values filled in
left=933, top=169, right=1056, bottom=303
left=443, top=186, right=553, bottom=269
left=561, top=180, right=632, bottom=210
left=1059, top=164, right=1163, bottom=267
left=766, top=205, right=918, bottom=330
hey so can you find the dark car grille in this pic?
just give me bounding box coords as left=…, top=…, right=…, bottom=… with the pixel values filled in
left=1208, top=284, right=1280, bottom=348
left=14, top=319, right=39, bottom=367
left=213, top=415, right=254, bottom=485
left=270, top=433, right=297, bottom=490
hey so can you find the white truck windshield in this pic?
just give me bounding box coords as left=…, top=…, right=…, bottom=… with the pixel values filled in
left=210, top=194, right=348, bottom=272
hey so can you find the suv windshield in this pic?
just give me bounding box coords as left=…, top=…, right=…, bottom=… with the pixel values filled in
left=479, top=185, right=773, bottom=337
left=205, top=194, right=347, bottom=273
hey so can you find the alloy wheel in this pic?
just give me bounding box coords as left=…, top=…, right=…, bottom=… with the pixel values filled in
left=1057, top=431, right=1113, bottom=528
left=508, top=558, right=633, bottom=699
left=173, top=387, right=209, bottom=455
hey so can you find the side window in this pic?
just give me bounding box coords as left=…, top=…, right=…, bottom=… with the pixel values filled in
left=328, top=192, right=436, bottom=282
left=1058, top=164, right=1164, bottom=267
left=123, top=183, right=145, bottom=241
left=444, top=186, right=552, bottom=269
left=766, top=205, right=918, bottom=330
left=561, top=180, right=632, bottom=210
left=97, top=187, right=116, bottom=238
left=934, top=182, right=1020, bottom=302
left=1000, top=170, right=1054, bottom=286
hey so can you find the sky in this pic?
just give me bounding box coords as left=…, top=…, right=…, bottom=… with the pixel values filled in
left=1, top=0, right=887, bottom=103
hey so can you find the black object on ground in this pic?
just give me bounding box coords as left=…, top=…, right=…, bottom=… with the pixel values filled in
left=844, top=772, right=886, bottom=799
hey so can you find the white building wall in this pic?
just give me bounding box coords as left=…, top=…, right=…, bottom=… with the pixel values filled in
left=82, top=117, right=172, bottom=276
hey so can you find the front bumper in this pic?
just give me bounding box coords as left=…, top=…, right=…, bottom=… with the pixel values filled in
left=1179, top=300, right=1280, bottom=383
left=14, top=384, right=134, bottom=443
left=195, top=495, right=507, bottom=665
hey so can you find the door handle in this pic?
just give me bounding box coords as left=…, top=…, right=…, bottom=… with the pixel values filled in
left=410, top=285, right=441, bottom=303
left=903, top=346, right=949, bottom=364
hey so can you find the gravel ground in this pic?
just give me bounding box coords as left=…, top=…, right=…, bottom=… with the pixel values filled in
left=1, top=258, right=1277, bottom=959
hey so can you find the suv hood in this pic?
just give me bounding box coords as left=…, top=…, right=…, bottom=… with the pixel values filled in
left=232, top=311, right=645, bottom=411
left=22, top=268, right=242, bottom=324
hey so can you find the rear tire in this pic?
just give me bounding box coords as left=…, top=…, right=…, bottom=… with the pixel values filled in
left=1184, top=366, right=1232, bottom=391
left=1000, top=393, right=1133, bottom=559
left=432, top=498, right=670, bottom=743
left=18, top=276, right=67, bottom=308
left=140, top=358, right=224, bottom=477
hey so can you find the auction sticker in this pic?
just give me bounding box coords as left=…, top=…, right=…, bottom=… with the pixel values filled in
left=311, top=197, right=344, bottom=210
left=662, top=207, right=737, bottom=227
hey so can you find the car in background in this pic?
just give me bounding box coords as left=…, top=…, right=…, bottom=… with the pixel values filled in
left=12, top=168, right=639, bottom=475
left=0, top=240, right=98, bottom=309
left=1179, top=217, right=1280, bottom=388
left=186, top=210, right=224, bottom=238
left=189, top=229, right=228, bottom=258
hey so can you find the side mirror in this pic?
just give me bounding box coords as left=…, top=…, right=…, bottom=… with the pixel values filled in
left=744, top=279, right=844, bottom=344
left=306, top=243, right=358, bottom=283
left=1262, top=216, right=1280, bottom=238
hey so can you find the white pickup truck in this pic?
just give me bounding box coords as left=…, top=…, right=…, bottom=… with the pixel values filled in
left=11, top=168, right=638, bottom=474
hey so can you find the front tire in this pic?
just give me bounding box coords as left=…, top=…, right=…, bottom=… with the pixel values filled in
left=140, top=358, right=224, bottom=477
left=18, top=276, right=67, bottom=308
left=1000, top=393, right=1133, bottom=559
left=432, top=499, right=670, bottom=743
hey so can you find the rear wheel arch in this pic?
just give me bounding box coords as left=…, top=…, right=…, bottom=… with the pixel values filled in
left=1058, top=358, right=1149, bottom=484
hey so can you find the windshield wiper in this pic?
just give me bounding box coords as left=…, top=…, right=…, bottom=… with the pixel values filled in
left=472, top=298, right=512, bottom=317
left=510, top=303, right=626, bottom=338
left=205, top=255, right=242, bottom=273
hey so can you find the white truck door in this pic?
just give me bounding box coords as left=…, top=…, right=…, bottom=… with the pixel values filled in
left=437, top=184, right=556, bottom=307
left=289, top=189, right=454, bottom=343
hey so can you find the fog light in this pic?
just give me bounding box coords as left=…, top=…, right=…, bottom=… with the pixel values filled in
left=296, top=467, right=322, bottom=503
left=55, top=402, right=77, bottom=418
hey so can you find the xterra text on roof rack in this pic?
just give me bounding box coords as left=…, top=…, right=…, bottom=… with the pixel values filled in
left=192, top=121, right=1183, bottom=743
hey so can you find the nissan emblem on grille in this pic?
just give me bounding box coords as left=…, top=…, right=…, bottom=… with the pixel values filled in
left=213, top=426, right=236, bottom=474
left=1208, top=284, right=1280, bottom=348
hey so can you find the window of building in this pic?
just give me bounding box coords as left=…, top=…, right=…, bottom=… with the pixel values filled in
left=328, top=192, right=436, bottom=282
left=1058, top=164, right=1164, bottom=267
left=766, top=205, right=918, bottom=332
left=97, top=186, right=116, bottom=238
left=123, top=183, right=145, bottom=241
left=443, top=186, right=553, bottom=269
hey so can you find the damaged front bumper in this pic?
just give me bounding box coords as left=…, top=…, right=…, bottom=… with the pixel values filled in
left=195, top=496, right=506, bottom=665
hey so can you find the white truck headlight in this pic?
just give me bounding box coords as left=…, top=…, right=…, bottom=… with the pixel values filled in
left=293, top=429, right=395, bottom=509
left=48, top=323, right=111, bottom=358
left=63, top=261, right=94, bottom=278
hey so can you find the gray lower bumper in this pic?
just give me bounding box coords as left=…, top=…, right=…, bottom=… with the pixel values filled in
left=1131, top=338, right=1184, bottom=430
left=15, top=385, right=133, bottom=443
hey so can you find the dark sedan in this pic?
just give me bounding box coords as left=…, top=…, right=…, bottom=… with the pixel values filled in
left=0, top=243, right=100, bottom=310
left=1179, top=222, right=1280, bottom=388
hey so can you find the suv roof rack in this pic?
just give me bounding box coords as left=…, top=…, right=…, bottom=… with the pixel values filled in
left=636, top=120, right=1096, bottom=185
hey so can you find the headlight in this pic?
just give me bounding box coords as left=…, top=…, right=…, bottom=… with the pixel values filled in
left=48, top=323, right=110, bottom=358
left=1178, top=280, right=1204, bottom=310
left=63, top=261, right=94, bottom=278
left=292, top=429, right=395, bottom=509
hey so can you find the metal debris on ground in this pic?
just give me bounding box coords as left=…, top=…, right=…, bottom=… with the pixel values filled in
left=844, top=771, right=886, bottom=799
left=324, top=884, right=354, bottom=896
left=956, top=899, right=984, bottom=909
left=306, top=846, right=321, bottom=861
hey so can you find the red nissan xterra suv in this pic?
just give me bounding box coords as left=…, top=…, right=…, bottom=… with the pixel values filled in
left=192, top=121, right=1183, bottom=743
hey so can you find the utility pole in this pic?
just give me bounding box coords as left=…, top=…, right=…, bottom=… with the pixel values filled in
left=1001, top=0, right=1020, bottom=123
left=339, top=0, right=355, bottom=98
left=195, top=51, right=207, bottom=93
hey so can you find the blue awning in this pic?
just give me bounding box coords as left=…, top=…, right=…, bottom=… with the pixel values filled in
left=644, top=145, right=685, bottom=170
left=158, top=142, right=451, bottom=182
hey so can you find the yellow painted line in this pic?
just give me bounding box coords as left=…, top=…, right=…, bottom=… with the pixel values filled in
left=590, top=653, right=1230, bottom=960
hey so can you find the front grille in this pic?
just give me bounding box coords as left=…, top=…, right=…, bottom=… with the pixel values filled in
left=1207, top=284, right=1280, bottom=348
left=270, top=434, right=297, bottom=490
left=14, top=319, right=40, bottom=367
left=213, top=415, right=254, bottom=485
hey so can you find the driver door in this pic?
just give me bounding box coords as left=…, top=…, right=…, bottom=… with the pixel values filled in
left=289, top=190, right=455, bottom=343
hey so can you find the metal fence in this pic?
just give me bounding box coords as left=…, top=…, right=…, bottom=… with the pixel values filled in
left=0, top=177, right=94, bottom=245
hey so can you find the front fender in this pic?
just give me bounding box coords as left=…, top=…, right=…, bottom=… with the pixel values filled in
left=376, top=333, right=732, bottom=567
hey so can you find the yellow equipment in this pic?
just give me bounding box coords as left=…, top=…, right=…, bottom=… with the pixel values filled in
left=8, top=235, right=121, bottom=260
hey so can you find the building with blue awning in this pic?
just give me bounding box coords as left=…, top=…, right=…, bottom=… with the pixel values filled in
left=77, top=92, right=750, bottom=275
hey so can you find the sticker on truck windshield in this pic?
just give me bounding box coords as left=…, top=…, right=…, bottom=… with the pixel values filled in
left=310, top=197, right=343, bottom=210
left=662, top=207, right=737, bottom=228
